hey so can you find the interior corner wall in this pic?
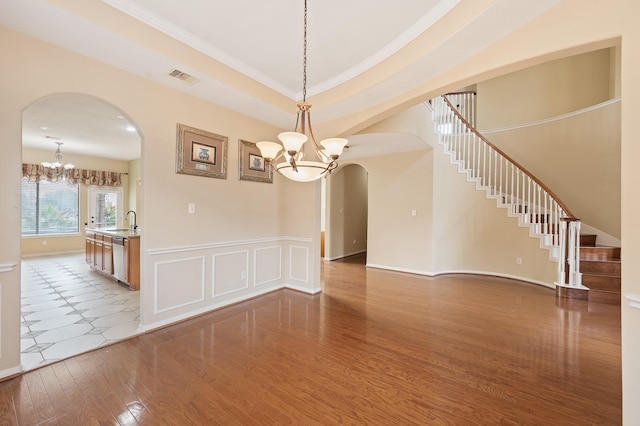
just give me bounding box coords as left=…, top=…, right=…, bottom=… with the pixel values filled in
left=325, top=164, right=368, bottom=260
left=356, top=149, right=434, bottom=275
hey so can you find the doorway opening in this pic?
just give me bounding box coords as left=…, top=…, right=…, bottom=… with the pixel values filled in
left=323, top=163, right=369, bottom=262
left=20, top=93, right=142, bottom=371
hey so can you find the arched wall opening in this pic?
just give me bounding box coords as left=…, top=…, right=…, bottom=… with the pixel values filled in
left=323, top=163, right=368, bottom=261
left=20, top=92, right=143, bottom=370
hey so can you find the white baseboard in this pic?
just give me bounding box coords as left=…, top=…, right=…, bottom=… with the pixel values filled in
left=0, top=365, right=23, bottom=381
left=366, top=263, right=554, bottom=289
left=324, top=250, right=367, bottom=261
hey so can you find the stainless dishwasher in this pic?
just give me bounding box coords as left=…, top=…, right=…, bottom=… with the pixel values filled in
left=112, top=236, right=126, bottom=282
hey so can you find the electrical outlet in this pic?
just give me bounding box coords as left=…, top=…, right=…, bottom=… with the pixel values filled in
left=42, top=240, right=47, bottom=246
left=516, top=257, right=522, bottom=265
left=188, top=203, right=196, bottom=214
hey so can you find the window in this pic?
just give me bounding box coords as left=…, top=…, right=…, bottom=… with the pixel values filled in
left=22, top=179, right=79, bottom=235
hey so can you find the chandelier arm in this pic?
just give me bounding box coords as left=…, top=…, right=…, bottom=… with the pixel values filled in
left=303, top=111, right=332, bottom=163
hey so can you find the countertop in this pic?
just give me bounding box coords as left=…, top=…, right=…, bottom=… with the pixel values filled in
left=86, top=227, right=141, bottom=239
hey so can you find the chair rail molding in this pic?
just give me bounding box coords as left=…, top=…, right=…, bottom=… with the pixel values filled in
left=625, top=293, right=640, bottom=310
left=0, top=263, right=17, bottom=273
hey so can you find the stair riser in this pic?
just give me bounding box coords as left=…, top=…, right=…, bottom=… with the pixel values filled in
left=582, top=274, right=621, bottom=291
left=581, top=261, right=621, bottom=275
left=581, top=234, right=597, bottom=247
left=581, top=246, right=621, bottom=261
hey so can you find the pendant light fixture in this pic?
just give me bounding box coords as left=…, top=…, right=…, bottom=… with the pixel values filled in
left=256, top=0, right=348, bottom=182
left=42, top=141, right=75, bottom=171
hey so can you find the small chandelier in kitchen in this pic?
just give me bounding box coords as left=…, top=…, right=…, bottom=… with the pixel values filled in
left=42, top=141, right=75, bottom=171
left=256, top=0, right=348, bottom=182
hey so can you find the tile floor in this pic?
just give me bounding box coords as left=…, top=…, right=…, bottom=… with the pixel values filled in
left=21, top=253, right=140, bottom=371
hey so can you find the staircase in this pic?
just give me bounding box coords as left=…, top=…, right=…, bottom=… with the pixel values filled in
left=580, top=234, right=621, bottom=304
left=431, top=92, right=584, bottom=292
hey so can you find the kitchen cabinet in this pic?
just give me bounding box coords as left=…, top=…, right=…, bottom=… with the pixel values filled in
left=124, top=237, right=140, bottom=290
left=86, top=229, right=140, bottom=290
left=86, top=232, right=95, bottom=265
left=102, top=235, right=113, bottom=275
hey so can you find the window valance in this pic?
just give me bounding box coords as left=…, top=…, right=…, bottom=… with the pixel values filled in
left=22, top=163, right=123, bottom=186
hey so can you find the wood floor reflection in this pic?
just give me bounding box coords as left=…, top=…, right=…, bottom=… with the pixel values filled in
left=1, top=254, right=621, bottom=424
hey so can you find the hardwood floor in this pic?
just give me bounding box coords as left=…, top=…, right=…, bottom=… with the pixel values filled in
left=0, top=254, right=621, bottom=425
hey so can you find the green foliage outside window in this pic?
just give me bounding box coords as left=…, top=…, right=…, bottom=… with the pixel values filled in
left=22, top=179, right=79, bottom=235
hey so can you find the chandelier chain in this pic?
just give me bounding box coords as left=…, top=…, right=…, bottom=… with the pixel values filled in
left=302, top=0, right=307, bottom=102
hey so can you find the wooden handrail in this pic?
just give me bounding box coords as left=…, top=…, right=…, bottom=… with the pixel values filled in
left=442, top=94, right=577, bottom=220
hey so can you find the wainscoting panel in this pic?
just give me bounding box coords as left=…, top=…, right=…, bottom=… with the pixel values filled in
left=212, top=251, right=249, bottom=297
left=144, top=237, right=317, bottom=331
left=289, top=245, right=309, bottom=283
left=254, top=246, right=281, bottom=287
left=154, top=256, right=206, bottom=314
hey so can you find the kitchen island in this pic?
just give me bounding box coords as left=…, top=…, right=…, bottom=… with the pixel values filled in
left=85, top=228, right=140, bottom=290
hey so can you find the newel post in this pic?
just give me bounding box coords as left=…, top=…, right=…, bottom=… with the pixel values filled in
left=557, top=217, right=584, bottom=288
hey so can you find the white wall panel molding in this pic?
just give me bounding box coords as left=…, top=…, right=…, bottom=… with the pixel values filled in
left=147, top=236, right=311, bottom=256
left=154, top=256, right=206, bottom=314
left=140, top=284, right=282, bottom=333
left=284, top=283, right=322, bottom=295
left=289, top=245, right=309, bottom=283
left=0, top=263, right=16, bottom=273
left=480, top=97, right=621, bottom=134
left=254, top=246, right=282, bottom=287
left=212, top=250, right=249, bottom=297
left=143, top=236, right=315, bottom=331
left=626, top=294, right=640, bottom=310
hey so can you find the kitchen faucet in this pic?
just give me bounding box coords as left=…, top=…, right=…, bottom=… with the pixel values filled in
left=126, top=210, right=137, bottom=231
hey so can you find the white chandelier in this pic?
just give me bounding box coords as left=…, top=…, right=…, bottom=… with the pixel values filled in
left=42, top=141, right=75, bottom=171
left=256, top=0, right=348, bottom=182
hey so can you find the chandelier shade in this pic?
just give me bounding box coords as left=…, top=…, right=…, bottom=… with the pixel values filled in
left=256, top=0, right=347, bottom=182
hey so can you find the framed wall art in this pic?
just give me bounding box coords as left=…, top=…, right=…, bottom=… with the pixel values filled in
left=176, top=123, right=227, bottom=179
left=238, top=139, right=273, bottom=183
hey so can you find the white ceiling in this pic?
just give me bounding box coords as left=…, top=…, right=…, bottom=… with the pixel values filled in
left=1, top=0, right=563, bottom=160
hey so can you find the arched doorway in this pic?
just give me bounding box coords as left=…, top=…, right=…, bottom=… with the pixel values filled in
left=323, top=163, right=368, bottom=261
left=20, top=93, right=142, bottom=370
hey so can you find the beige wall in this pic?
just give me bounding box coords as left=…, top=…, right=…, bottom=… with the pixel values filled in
left=21, top=147, right=134, bottom=256
left=325, top=164, right=368, bottom=260
left=432, top=142, right=557, bottom=284
left=475, top=48, right=621, bottom=238
left=128, top=158, right=142, bottom=218
left=356, top=149, right=434, bottom=274
left=622, top=0, right=640, bottom=423
left=0, top=26, right=308, bottom=374
left=481, top=103, right=621, bottom=239
left=2, top=2, right=638, bottom=421
left=351, top=124, right=556, bottom=284
left=476, top=48, right=615, bottom=129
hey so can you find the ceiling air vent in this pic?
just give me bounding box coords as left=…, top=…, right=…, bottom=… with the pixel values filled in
left=168, top=68, right=201, bottom=85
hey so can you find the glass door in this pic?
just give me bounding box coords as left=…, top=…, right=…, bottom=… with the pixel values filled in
left=88, top=186, right=123, bottom=229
